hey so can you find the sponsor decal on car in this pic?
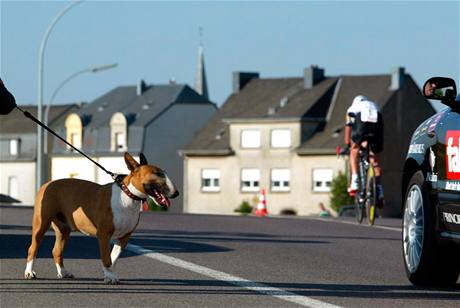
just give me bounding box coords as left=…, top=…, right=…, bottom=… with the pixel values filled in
left=445, top=181, right=460, bottom=191
left=408, top=143, right=425, bottom=154
left=427, top=147, right=438, bottom=182
left=428, top=110, right=447, bottom=134
left=442, top=212, right=460, bottom=225
left=446, top=130, right=460, bottom=180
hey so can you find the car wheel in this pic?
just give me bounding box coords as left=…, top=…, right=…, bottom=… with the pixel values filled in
left=402, top=171, right=460, bottom=286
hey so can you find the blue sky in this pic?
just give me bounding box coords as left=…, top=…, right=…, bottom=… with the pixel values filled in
left=1, top=1, right=459, bottom=109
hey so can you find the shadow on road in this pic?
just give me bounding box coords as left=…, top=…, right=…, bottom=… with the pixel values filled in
left=0, top=232, right=233, bottom=259
left=0, top=224, right=331, bottom=260
left=0, top=278, right=459, bottom=300
left=134, top=228, right=399, bottom=242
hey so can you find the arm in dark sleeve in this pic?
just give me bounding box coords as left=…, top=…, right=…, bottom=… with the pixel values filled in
left=0, top=78, right=17, bottom=115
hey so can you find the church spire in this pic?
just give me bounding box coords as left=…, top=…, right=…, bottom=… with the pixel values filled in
left=194, top=27, right=209, bottom=100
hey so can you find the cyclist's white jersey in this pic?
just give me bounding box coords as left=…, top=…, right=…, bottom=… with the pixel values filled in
left=346, top=96, right=380, bottom=125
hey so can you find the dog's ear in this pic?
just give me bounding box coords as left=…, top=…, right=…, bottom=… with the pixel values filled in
left=139, top=153, right=148, bottom=165
left=124, top=152, right=140, bottom=172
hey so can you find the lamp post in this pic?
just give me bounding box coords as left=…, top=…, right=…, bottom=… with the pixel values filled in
left=43, top=63, right=118, bottom=154
left=37, top=0, right=83, bottom=191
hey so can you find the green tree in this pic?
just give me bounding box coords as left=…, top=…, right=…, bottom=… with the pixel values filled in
left=330, top=171, right=354, bottom=213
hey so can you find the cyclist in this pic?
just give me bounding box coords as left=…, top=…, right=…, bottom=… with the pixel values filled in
left=344, top=95, right=384, bottom=208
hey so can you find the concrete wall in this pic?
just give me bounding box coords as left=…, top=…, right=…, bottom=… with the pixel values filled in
left=184, top=154, right=346, bottom=216
left=52, top=157, right=98, bottom=182
left=0, top=162, right=36, bottom=205
left=51, top=155, right=136, bottom=184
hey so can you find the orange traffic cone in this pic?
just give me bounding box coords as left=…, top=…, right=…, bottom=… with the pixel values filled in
left=255, top=188, right=268, bottom=216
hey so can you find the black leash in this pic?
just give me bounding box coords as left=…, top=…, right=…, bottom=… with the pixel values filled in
left=15, top=106, right=116, bottom=179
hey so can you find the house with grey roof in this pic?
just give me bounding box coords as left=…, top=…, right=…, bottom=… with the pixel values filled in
left=181, top=66, right=435, bottom=217
left=50, top=80, right=216, bottom=212
left=0, top=104, right=80, bottom=205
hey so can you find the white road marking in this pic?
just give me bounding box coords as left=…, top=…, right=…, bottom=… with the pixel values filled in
left=310, top=217, right=401, bottom=232
left=126, top=243, right=342, bottom=308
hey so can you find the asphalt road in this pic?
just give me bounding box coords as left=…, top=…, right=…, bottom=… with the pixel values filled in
left=1, top=205, right=459, bottom=308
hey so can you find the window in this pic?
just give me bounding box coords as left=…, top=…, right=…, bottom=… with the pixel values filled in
left=8, top=176, right=18, bottom=199
left=70, top=132, right=81, bottom=149
left=241, top=169, right=260, bottom=192
left=271, top=129, right=291, bottom=148
left=201, top=169, right=220, bottom=192
left=111, top=112, right=127, bottom=152
left=9, top=139, right=19, bottom=156
left=115, top=132, right=126, bottom=152
left=312, top=169, right=333, bottom=192
left=271, top=169, right=290, bottom=191
left=241, top=130, right=261, bottom=148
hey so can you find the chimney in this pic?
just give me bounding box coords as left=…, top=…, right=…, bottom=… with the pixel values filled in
left=137, top=79, right=147, bottom=96
left=390, top=67, right=405, bottom=90
left=233, top=72, right=259, bottom=93
left=304, top=65, right=325, bottom=89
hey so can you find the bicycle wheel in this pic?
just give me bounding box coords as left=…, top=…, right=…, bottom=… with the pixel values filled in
left=354, top=193, right=365, bottom=224
left=366, top=163, right=376, bottom=226
left=354, top=170, right=366, bottom=224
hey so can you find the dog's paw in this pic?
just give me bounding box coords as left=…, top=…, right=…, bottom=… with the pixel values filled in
left=103, top=269, right=120, bottom=285
left=57, top=268, right=74, bottom=279
left=24, top=270, right=37, bottom=279
left=104, top=277, right=120, bottom=285
left=104, top=275, right=120, bottom=285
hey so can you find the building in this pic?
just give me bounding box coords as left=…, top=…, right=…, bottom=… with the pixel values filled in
left=181, top=66, right=435, bottom=217
left=50, top=80, right=216, bottom=212
left=0, top=104, right=80, bottom=205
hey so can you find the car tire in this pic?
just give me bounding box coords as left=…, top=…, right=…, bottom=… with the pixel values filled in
left=402, top=171, right=460, bottom=286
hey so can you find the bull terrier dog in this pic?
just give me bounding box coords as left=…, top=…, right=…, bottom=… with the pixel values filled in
left=24, top=152, right=178, bottom=284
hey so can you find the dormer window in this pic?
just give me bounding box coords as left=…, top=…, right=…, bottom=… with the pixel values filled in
left=241, top=130, right=261, bottom=148
left=271, top=129, right=291, bottom=148
left=115, top=132, right=125, bottom=152
left=65, top=113, right=83, bottom=150
left=110, top=112, right=127, bottom=152
left=9, top=139, right=19, bottom=156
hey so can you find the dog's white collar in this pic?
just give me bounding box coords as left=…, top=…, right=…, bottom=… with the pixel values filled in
left=114, top=175, right=147, bottom=201
left=127, top=183, right=148, bottom=200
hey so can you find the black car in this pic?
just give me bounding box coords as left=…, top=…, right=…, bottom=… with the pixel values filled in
left=402, top=77, right=460, bottom=286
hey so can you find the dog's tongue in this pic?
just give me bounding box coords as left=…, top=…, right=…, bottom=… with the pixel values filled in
left=150, top=189, right=171, bottom=208
left=157, top=192, right=171, bottom=208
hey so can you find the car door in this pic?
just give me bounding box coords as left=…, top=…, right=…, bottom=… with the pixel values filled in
left=436, top=107, right=460, bottom=233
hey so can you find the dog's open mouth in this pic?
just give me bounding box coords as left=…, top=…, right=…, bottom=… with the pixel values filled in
left=145, top=185, right=171, bottom=208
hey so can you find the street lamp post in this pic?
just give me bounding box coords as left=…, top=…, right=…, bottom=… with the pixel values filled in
left=37, top=0, right=83, bottom=191
left=43, top=63, right=118, bottom=154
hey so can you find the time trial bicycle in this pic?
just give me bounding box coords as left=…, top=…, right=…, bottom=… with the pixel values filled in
left=338, top=141, right=377, bottom=225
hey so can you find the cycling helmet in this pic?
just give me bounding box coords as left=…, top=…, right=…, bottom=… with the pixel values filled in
left=352, top=95, right=368, bottom=105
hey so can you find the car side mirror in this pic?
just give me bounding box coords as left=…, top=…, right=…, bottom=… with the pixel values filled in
left=422, top=77, right=457, bottom=104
